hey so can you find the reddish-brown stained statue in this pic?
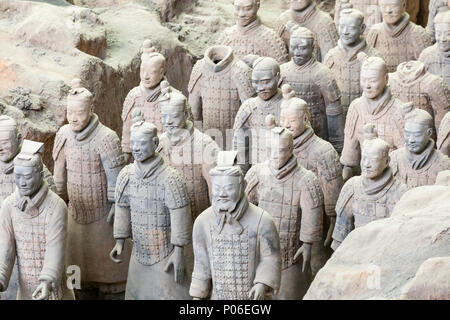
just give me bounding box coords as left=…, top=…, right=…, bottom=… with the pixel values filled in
left=332, top=124, right=409, bottom=250
left=419, top=10, right=450, bottom=88
left=388, top=60, right=450, bottom=135
left=340, top=52, right=405, bottom=182
left=390, top=104, right=450, bottom=188
left=324, top=7, right=382, bottom=117
left=111, top=109, right=193, bottom=300
left=367, top=0, right=432, bottom=73
left=188, top=45, right=255, bottom=147
left=190, top=151, right=281, bottom=300
left=281, top=27, right=344, bottom=152
left=157, top=84, right=220, bottom=221
left=245, top=126, right=324, bottom=299
left=0, top=140, right=71, bottom=300
left=217, top=0, right=289, bottom=64
left=53, top=79, right=130, bottom=299
left=276, top=0, right=339, bottom=62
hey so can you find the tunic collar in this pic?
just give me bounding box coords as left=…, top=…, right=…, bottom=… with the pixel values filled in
left=167, top=120, right=195, bottom=147
left=236, top=17, right=261, bottom=35
left=14, top=181, right=49, bottom=218
left=269, top=154, right=298, bottom=180
left=139, top=78, right=167, bottom=103
left=361, top=166, right=394, bottom=196
left=293, top=125, right=314, bottom=150
left=1, top=158, right=15, bottom=175
left=293, top=56, right=316, bottom=70
left=406, top=139, right=435, bottom=170
left=290, top=1, right=317, bottom=24
left=204, top=46, right=234, bottom=73
left=134, top=153, right=164, bottom=179
left=75, top=113, right=99, bottom=142
left=382, top=13, right=410, bottom=38
left=363, top=87, right=393, bottom=116
left=338, top=38, right=368, bottom=62
left=213, top=194, right=249, bottom=235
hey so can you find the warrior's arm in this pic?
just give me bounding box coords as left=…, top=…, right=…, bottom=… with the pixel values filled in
left=40, top=200, right=67, bottom=287
left=331, top=183, right=355, bottom=251
left=99, top=134, right=126, bottom=203
left=429, top=76, right=450, bottom=131
left=244, top=165, right=260, bottom=205
left=189, top=218, right=212, bottom=299
left=201, top=141, right=220, bottom=202
left=340, top=104, right=361, bottom=170
left=0, top=201, right=16, bottom=291
left=254, top=212, right=281, bottom=296
left=42, top=164, right=57, bottom=193
left=322, top=75, right=344, bottom=153
left=232, top=106, right=252, bottom=174
left=299, top=177, right=324, bottom=244
left=52, top=131, right=68, bottom=202
left=113, top=167, right=132, bottom=239
left=318, top=154, right=344, bottom=217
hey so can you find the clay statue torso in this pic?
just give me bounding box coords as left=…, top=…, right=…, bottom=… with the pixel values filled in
left=419, top=44, right=450, bottom=89
left=281, top=58, right=341, bottom=140
left=158, top=126, right=219, bottom=221
left=218, top=19, right=289, bottom=64
left=324, top=40, right=382, bottom=116
left=389, top=62, right=450, bottom=133
left=367, top=16, right=432, bottom=72
left=390, top=146, right=450, bottom=188
left=293, top=127, right=343, bottom=217
left=277, top=5, right=339, bottom=62
left=188, top=55, right=254, bottom=138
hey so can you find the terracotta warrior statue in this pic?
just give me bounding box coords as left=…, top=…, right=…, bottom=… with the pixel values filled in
left=388, top=60, right=450, bottom=135
left=279, top=84, right=343, bottom=249
left=111, top=110, right=192, bottom=300
left=281, top=27, right=344, bottom=152
left=0, top=140, right=71, bottom=300
left=276, top=0, right=339, bottom=62
left=390, top=104, right=450, bottom=187
left=419, top=10, right=450, bottom=88
left=341, top=53, right=405, bottom=182
left=233, top=57, right=283, bottom=173
left=189, top=151, right=281, bottom=300
left=426, top=0, right=449, bottom=42
left=157, top=83, right=220, bottom=221
left=53, top=79, right=130, bottom=300
left=331, top=124, right=409, bottom=250
left=0, top=115, right=57, bottom=300
left=367, top=0, right=432, bottom=73
left=122, top=40, right=172, bottom=162
left=334, top=0, right=382, bottom=34
left=217, top=0, right=289, bottom=64
left=245, top=126, right=324, bottom=299
left=324, top=6, right=382, bottom=117
left=437, top=111, right=450, bottom=156
left=188, top=45, right=255, bottom=147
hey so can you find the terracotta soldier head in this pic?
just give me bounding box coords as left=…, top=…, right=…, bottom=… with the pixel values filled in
left=130, top=109, right=159, bottom=163
left=339, top=8, right=366, bottom=47
left=290, top=27, right=315, bottom=66
left=361, top=124, right=390, bottom=179
left=279, top=84, right=310, bottom=138
left=358, top=52, right=388, bottom=100
left=290, top=0, right=313, bottom=11
left=402, top=103, right=433, bottom=155
left=210, top=151, right=244, bottom=213
left=140, top=40, right=166, bottom=90
left=268, top=126, right=294, bottom=170
left=66, top=78, right=94, bottom=133
left=252, top=57, right=280, bottom=101
left=160, top=81, right=190, bottom=142
left=379, top=0, right=406, bottom=26
left=435, top=11, right=450, bottom=55
left=233, top=0, right=260, bottom=27
left=13, top=140, right=44, bottom=197
left=0, top=115, right=21, bottom=163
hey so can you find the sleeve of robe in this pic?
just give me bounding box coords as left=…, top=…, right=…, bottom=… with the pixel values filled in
left=52, top=126, right=68, bottom=202
left=114, top=166, right=132, bottom=239
left=0, top=197, right=16, bottom=291
left=331, top=179, right=355, bottom=251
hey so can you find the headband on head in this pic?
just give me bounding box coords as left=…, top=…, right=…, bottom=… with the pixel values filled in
left=67, top=78, right=93, bottom=104
left=402, top=102, right=432, bottom=128
left=14, top=139, right=44, bottom=169
left=290, top=26, right=315, bottom=40
left=358, top=52, right=387, bottom=73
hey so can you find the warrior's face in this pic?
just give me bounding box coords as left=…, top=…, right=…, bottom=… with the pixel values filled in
left=67, top=99, right=92, bottom=133
left=290, top=0, right=311, bottom=11
left=0, top=130, right=20, bottom=163
left=130, top=131, right=158, bottom=162
left=280, top=106, right=308, bottom=138
left=380, top=0, right=405, bottom=25
left=361, top=147, right=388, bottom=179
left=14, top=165, right=42, bottom=197
left=405, top=121, right=432, bottom=154
left=290, top=37, right=314, bottom=66
left=234, top=0, right=259, bottom=28
left=339, top=14, right=365, bottom=46
left=435, top=23, right=450, bottom=53
left=161, top=105, right=187, bottom=139
left=140, top=59, right=165, bottom=89
left=269, top=134, right=293, bottom=170
left=211, top=175, right=242, bottom=212
left=360, top=68, right=388, bottom=100
left=252, top=68, right=279, bottom=101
